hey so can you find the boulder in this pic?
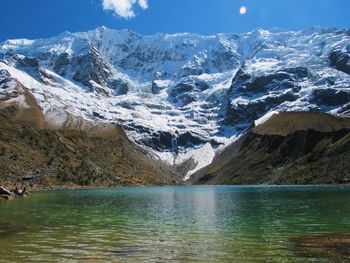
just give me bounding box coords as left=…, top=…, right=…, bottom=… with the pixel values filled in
left=0, top=186, right=11, bottom=196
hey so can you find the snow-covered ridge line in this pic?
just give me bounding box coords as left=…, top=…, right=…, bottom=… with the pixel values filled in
left=0, top=27, right=349, bottom=178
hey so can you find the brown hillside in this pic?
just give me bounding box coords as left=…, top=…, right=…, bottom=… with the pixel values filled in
left=192, top=112, right=350, bottom=185
left=0, top=92, right=180, bottom=188
left=253, top=112, right=350, bottom=136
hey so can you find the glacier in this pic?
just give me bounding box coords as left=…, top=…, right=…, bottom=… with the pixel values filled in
left=0, top=26, right=349, bottom=175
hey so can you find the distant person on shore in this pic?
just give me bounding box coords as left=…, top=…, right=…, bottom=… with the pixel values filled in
left=14, top=183, right=20, bottom=195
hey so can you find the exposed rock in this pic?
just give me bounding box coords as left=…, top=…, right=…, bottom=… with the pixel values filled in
left=151, top=81, right=162, bottom=94
left=292, top=234, right=350, bottom=260
left=177, top=131, right=206, bottom=148
left=72, top=48, right=112, bottom=90
left=224, top=65, right=319, bottom=126
left=135, top=127, right=207, bottom=153
left=0, top=27, right=350, bottom=166
left=15, top=57, right=49, bottom=83
left=169, top=79, right=210, bottom=106
left=225, top=92, right=298, bottom=125
left=92, top=111, right=105, bottom=119
left=0, top=70, right=22, bottom=98
left=281, top=66, right=310, bottom=79
left=53, top=53, right=70, bottom=75
left=311, top=88, right=350, bottom=106
left=181, top=67, right=204, bottom=77
left=0, top=186, right=11, bottom=196
left=109, top=79, right=130, bottom=95
left=16, top=57, right=39, bottom=68
left=329, top=49, right=350, bottom=74
left=244, top=72, right=291, bottom=93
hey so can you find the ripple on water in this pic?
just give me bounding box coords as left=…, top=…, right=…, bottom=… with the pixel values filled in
left=0, top=220, right=24, bottom=239
left=1, top=186, right=350, bottom=262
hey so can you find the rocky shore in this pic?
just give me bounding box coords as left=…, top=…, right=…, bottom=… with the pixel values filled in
left=0, top=185, right=29, bottom=200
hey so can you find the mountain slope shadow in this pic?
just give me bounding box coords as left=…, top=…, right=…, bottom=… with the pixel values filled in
left=191, top=112, right=350, bottom=185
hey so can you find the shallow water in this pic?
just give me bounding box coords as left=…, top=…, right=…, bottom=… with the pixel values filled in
left=1, top=185, right=350, bottom=262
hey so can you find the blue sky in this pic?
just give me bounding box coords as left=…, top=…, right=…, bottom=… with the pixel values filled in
left=0, top=0, right=349, bottom=41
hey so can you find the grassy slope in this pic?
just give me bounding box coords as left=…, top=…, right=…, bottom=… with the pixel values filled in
left=192, top=112, right=350, bottom=185
left=0, top=91, right=180, bottom=188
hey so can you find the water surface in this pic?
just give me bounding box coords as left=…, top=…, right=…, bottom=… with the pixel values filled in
left=1, top=185, right=350, bottom=262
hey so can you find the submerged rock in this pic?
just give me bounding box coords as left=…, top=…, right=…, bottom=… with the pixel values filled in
left=107, top=246, right=148, bottom=256
left=292, top=234, right=350, bottom=260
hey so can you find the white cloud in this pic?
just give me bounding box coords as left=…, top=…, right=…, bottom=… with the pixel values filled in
left=102, top=0, right=148, bottom=19
left=138, top=0, right=148, bottom=9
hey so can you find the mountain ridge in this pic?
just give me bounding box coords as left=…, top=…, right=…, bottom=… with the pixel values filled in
left=191, top=112, right=350, bottom=185
left=0, top=26, right=349, bottom=176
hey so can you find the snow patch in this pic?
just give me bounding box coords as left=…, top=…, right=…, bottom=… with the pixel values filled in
left=254, top=111, right=279, bottom=127
left=180, top=143, right=215, bottom=181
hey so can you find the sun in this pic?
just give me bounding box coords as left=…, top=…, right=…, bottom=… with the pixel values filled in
left=239, top=6, right=247, bottom=15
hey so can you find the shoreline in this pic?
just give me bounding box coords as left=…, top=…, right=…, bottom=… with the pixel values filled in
left=3, top=183, right=350, bottom=201
left=3, top=182, right=350, bottom=192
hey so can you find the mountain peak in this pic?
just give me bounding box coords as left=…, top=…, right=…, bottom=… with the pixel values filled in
left=0, top=27, right=349, bottom=170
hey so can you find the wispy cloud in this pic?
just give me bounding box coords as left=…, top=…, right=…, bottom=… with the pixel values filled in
left=138, top=0, right=148, bottom=10
left=102, top=0, right=149, bottom=19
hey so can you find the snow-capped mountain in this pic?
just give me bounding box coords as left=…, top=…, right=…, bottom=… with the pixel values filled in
left=0, top=26, right=349, bottom=173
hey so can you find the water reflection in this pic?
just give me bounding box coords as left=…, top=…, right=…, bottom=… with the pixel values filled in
left=1, top=186, right=350, bottom=262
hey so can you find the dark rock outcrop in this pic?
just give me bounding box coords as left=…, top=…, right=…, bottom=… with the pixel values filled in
left=244, top=72, right=291, bottom=93
left=169, top=79, right=210, bottom=106
left=224, top=66, right=313, bottom=126
left=72, top=47, right=112, bottom=90
left=15, top=57, right=52, bottom=84
left=135, top=127, right=206, bottom=152
left=225, top=91, right=298, bottom=125
left=311, top=88, right=350, bottom=106
left=53, top=53, right=70, bottom=75
left=151, top=81, right=164, bottom=94
left=0, top=186, right=11, bottom=196
left=329, top=49, right=350, bottom=74
left=109, top=79, right=130, bottom=95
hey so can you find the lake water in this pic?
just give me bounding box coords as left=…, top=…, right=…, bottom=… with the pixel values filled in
left=1, top=185, right=350, bottom=262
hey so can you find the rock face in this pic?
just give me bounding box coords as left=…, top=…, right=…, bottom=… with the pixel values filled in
left=71, top=47, right=112, bottom=91
left=329, top=49, right=350, bottom=74
left=191, top=112, right=350, bottom=185
left=0, top=27, right=349, bottom=167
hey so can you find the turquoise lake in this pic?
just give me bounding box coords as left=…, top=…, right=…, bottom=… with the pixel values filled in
left=1, top=185, right=350, bottom=262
